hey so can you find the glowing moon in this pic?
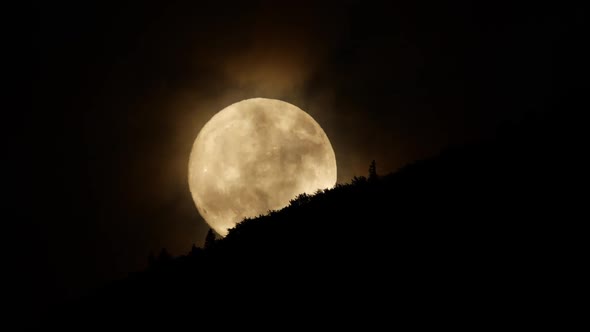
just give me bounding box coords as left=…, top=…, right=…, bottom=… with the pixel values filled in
left=188, top=98, right=337, bottom=236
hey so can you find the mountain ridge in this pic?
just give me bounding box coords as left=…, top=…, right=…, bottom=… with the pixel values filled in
left=45, top=111, right=581, bottom=328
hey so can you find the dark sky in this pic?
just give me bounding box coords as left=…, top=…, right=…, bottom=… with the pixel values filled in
left=17, top=0, right=585, bottom=315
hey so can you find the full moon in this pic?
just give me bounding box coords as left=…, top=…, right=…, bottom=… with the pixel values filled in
left=188, top=98, right=337, bottom=236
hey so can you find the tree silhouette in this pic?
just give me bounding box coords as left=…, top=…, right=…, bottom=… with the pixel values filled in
left=289, top=192, right=311, bottom=207
left=204, top=228, right=216, bottom=249
left=368, top=160, right=377, bottom=182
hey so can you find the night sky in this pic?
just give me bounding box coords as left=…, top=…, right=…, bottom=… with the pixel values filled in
left=17, top=1, right=585, bottom=317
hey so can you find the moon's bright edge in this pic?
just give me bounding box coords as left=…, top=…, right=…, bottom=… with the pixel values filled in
left=188, top=98, right=337, bottom=236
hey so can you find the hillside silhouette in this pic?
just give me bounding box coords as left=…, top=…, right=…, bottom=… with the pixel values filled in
left=48, top=111, right=580, bottom=328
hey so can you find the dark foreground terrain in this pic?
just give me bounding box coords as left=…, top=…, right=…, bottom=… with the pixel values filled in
left=45, top=112, right=582, bottom=328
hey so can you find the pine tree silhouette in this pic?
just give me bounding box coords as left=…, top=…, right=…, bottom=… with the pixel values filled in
left=204, top=228, right=216, bottom=249
left=368, top=160, right=378, bottom=182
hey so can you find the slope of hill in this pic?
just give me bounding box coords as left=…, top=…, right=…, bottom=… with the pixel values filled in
left=47, top=112, right=581, bottom=328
